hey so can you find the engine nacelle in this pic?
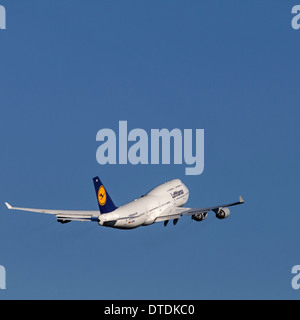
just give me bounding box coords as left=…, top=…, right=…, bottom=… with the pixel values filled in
left=215, top=207, right=230, bottom=219
left=192, top=212, right=208, bottom=222
left=57, top=219, right=71, bottom=224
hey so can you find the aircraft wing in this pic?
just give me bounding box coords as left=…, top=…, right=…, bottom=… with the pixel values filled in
left=5, top=202, right=99, bottom=223
left=154, top=206, right=187, bottom=223
left=182, top=195, right=245, bottom=215
left=154, top=196, right=244, bottom=223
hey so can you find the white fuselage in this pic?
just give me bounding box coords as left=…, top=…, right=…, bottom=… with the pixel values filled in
left=98, top=179, right=189, bottom=229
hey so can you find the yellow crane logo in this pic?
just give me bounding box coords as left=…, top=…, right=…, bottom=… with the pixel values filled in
left=98, top=185, right=107, bottom=206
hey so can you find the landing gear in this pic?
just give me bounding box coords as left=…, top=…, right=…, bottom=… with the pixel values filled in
left=164, top=218, right=179, bottom=227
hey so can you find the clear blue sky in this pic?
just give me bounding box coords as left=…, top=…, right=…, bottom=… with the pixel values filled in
left=0, top=0, right=299, bottom=299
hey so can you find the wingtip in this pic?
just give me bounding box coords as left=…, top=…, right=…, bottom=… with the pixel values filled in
left=5, top=202, right=12, bottom=209
left=239, top=196, right=244, bottom=204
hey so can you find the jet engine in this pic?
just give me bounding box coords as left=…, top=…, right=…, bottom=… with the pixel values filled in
left=192, top=212, right=208, bottom=222
left=215, top=207, right=230, bottom=219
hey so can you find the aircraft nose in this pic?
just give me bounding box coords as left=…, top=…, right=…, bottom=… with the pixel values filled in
left=183, top=184, right=190, bottom=203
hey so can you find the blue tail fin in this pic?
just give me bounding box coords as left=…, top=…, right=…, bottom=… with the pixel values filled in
left=93, top=177, right=117, bottom=214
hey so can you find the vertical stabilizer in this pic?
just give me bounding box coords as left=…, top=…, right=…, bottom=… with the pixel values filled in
left=93, top=177, right=117, bottom=214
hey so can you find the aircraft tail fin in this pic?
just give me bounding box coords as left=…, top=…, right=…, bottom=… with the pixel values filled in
left=93, top=177, right=117, bottom=214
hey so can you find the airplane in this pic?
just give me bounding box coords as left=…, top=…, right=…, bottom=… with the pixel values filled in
left=5, top=177, right=244, bottom=230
